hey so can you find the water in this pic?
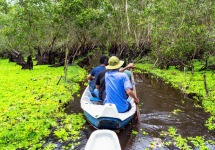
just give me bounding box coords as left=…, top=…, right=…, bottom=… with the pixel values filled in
left=50, top=73, right=215, bottom=149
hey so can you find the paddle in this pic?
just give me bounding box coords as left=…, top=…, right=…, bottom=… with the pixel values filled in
left=130, top=68, right=142, bottom=121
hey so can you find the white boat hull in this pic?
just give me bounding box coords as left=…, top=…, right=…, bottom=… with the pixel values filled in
left=81, top=86, right=136, bottom=130
left=85, top=130, right=121, bottom=150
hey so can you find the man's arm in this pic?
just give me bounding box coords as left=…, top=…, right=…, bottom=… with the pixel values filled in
left=119, top=63, right=135, bottom=72
left=87, top=74, right=95, bottom=80
left=95, top=72, right=101, bottom=89
left=126, top=89, right=139, bottom=104
left=96, top=85, right=100, bottom=90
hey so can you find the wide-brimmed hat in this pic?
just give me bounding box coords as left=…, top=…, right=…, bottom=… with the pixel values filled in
left=106, top=56, right=124, bottom=69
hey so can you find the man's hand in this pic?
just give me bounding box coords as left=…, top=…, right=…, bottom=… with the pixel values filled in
left=134, top=98, right=139, bottom=104
left=119, top=63, right=135, bottom=73
left=126, top=63, right=135, bottom=68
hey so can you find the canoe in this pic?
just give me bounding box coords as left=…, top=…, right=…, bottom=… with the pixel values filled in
left=85, top=130, right=121, bottom=150
left=81, top=86, right=136, bottom=130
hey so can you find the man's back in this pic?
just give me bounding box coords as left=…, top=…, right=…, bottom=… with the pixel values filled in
left=104, top=70, right=132, bottom=113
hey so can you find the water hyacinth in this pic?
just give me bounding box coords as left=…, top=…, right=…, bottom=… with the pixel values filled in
left=0, top=59, right=87, bottom=149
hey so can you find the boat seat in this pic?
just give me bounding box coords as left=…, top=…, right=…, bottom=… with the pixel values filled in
left=89, top=97, right=103, bottom=102
left=90, top=91, right=98, bottom=97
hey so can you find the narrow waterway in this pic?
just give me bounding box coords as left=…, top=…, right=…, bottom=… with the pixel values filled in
left=48, top=73, right=215, bottom=149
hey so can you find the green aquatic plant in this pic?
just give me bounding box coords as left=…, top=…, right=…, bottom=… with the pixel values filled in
left=132, top=130, right=138, bottom=135
left=174, top=135, right=190, bottom=149
left=176, top=109, right=181, bottom=112
left=44, top=143, right=57, bottom=150
left=160, top=131, right=164, bottom=137
left=205, top=116, right=215, bottom=130
left=54, top=128, right=69, bottom=141
left=165, top=141, right=172, bottom=146
left=164, top=127, right=212, bottom=150
left=0, top=59, right=87, bottom=149
left=188, top=136, right=211, bottom=150
left=143, top=131, right=148, bottom=136
left=173, top=109, right=181, bottom=116
left=168, top=127, right=176, bottom=137
left=207, top=140, right=215, bottom=145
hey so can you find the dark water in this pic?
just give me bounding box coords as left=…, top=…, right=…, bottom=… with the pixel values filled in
left=47, top=73, right=215, bottom=149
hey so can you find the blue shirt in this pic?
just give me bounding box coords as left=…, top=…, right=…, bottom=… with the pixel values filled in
left=104, top=70, right=133, bottom=113
left=90, top=65, right=106, bottom=89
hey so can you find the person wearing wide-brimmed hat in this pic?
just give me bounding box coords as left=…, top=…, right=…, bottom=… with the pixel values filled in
left=104, top=56, right=139, bottom=113
left=95, top=59, right=135, bottom=100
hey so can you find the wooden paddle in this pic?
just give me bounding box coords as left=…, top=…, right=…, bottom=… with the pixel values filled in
left=130, top=68, right=142, bottom=121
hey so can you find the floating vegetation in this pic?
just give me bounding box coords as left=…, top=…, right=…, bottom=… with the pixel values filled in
left=162, top=127, right=212, bottom=149
left=0, top=59, right=87, bottom=149
left=132, top=130, right=138, bottom=135
left=143, top=131, right=148, bottom=136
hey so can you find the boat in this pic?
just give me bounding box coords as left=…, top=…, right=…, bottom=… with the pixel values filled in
left=80, top=86, right=136, bottom=130
left=85, top=130, right=121, bottom=150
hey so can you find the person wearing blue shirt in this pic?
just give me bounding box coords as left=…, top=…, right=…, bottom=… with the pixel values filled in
left=87, top=56, right=108, bottom=91
left=105, top=56, right=139, bottom=113
left=95, top=62, right=135, bottom=100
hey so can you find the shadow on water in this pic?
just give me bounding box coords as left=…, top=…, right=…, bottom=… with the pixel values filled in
left=45, top=73, right=215, bottom=150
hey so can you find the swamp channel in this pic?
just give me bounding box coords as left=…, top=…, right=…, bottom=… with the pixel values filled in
left=46, top=72, right=215, bottom=150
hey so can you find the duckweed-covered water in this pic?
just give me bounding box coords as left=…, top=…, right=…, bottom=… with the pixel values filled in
left=52, top=73, right=215, bottom=149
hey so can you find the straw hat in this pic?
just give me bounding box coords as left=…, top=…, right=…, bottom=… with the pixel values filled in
left=106, top=56, right=124, bottom=69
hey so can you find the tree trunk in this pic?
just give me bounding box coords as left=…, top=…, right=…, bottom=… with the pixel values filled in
left=125, top=0, right=132, bottom=39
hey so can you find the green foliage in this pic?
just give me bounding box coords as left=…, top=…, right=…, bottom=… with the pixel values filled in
left=160, top=131, right=165, bottom=137
left=75, top=8, right=106, bottom=29
left=207, top=140, right=215, bottom=145
left=162, top=127, right=212, bottom=149
left=0, top=0, right=214, bottom=65
left=132, top=130, right=138, bottom=135
left=44, top=143, right=57, bottom=150
left=148, top=0, right=215, bottom=66
left=173, top=109, right=182, bottom=116
left=168, top=127, right=176, bottom=137
left=165, top=141, right=172, bottom=146
left=205, top=116, right=215, bottom=130
left=0, top=59, right=86, bottom=149
left=143, top=131, right=148, bottom=136
left=0, top=0, right=9, bottom=14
